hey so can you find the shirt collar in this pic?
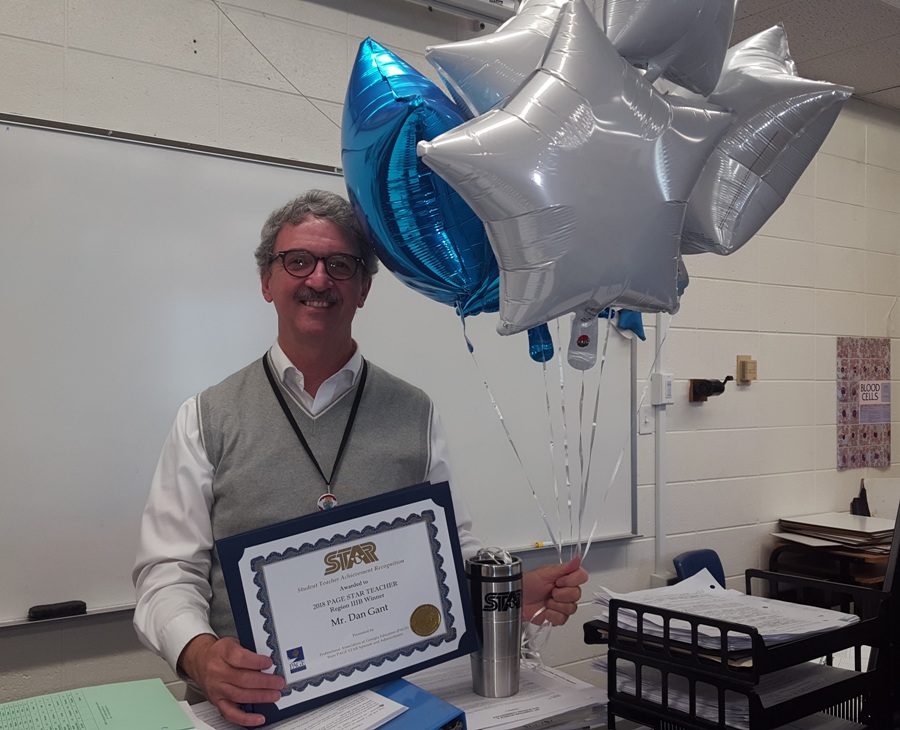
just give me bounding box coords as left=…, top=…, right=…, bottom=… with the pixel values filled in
left=268, top=340, right=363, bottom=393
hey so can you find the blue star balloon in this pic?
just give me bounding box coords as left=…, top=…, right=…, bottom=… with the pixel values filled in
left=342, top=38, right=499, bottom=318
left=527, top=323, right=555, bottom=363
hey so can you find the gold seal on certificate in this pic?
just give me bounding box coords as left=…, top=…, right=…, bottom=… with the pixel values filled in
left=410, top=604, right=442, bottom=637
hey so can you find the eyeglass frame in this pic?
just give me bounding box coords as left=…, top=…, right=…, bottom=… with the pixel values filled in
left=268, top=248, right=367, bottom=281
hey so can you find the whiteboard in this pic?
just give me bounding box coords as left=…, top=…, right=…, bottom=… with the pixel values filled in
left=0, top=118, right=636, bottom=626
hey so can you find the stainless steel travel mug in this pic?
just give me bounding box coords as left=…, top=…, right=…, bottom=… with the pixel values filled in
left=466, top=548, right=523, bottom=697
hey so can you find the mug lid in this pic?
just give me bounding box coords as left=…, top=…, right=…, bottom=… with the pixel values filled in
left=465, top=547, right=522, bottom=578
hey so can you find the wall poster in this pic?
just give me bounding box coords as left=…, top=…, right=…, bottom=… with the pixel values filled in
left=837, top=336, right=892, bottom=470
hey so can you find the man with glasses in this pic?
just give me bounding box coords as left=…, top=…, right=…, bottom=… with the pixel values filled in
left=133, top=189, right=588, bottom=727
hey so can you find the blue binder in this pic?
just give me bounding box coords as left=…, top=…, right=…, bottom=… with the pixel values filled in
left=375, top=678, right=466, bottom=730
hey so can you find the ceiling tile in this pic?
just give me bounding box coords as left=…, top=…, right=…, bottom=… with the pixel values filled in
left=735, top=0, right=793, bottom=20
left=862, top=86, right=900, bottom=110
left=727, top=0, right=900, bottom=112
left=731, top=0, right=900, bottom=61
left=798, top=34, right=900, bottom=94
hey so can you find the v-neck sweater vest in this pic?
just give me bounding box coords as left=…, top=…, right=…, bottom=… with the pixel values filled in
left=198, top=357, right=432, bottom=638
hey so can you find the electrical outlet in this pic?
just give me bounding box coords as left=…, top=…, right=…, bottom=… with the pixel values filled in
left=651, top=372, right=674, bottom=405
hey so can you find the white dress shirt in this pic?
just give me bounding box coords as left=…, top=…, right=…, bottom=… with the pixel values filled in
left=133, top=343, right=480, bottom=671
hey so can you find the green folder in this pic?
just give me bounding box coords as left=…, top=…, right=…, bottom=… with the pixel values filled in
left=0, top=678, right=192, bottom=730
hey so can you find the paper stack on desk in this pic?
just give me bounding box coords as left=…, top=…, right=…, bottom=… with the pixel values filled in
left=776, top=512, right=894, bottom=552
left=594, top=569, right=859, bottom=651
left=408, top=658, right=605, bottom=730
left=184, top=678, right=462, bottom=730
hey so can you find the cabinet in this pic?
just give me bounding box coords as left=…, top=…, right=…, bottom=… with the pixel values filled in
left=583, top=570, right=893, bottom=730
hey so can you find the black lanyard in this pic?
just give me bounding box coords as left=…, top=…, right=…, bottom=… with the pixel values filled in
left=261, top=354, right=368, bottom=491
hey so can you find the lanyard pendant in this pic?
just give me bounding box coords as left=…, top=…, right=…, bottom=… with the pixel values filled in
left=317, top=493, right=338, bottom=511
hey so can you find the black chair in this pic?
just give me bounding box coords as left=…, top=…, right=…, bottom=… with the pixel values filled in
left=672, top=548, right=726, bottom=588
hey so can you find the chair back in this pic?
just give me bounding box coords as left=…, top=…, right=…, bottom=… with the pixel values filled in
left=672, top=549, right=726, bottom=588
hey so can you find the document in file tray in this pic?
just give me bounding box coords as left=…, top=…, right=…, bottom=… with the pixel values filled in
left=594, top=569, right=859, bottom=650
left=596, top=655, right=851, bottom=730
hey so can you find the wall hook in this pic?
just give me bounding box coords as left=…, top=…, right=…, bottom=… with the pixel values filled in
left=689, top=375, right=734, bottom=403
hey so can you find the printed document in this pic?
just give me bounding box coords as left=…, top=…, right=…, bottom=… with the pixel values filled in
left=183, top=688, right=406, bottom=730
left=594, top=569, right=858, bottom=650
left=408, top=658, right=605, bottom=730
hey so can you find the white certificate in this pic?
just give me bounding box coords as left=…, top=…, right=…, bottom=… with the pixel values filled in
left=216, top=481, right=475, bottom=724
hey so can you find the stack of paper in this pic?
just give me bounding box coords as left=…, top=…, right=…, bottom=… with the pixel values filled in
left=184, top=678, right=462, bottom=730
left=408, top=658, right=606, bottom=730
left=777, top=512, right=894, bottom=551
left=594, top=570, right=859, bottom=652
left=596, top=655, right=852, bottom=730
left=184, top=690, right=406, bottom=730
left=595, top=654, right=750, bottom=728
left=183, top=662, right=604, bottom=730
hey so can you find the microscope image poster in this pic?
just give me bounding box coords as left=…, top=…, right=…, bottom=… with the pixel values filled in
left=837, top=336, right=891, bottom=470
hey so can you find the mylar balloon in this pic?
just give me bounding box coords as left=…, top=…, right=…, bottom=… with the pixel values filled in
left=604, top=309, right=646, bottom=341
left=568, top=312, right=601, bottom=370
left=676, top=257, right=690, bottom=297
left=419, top=0, right=731, bottom=336
left=528, top=323, right=555, bottom=362
left=604, top=0, right=736, bottom=96
left=568, top=309, right=645, bottom=370
left=680, top=25, right=852, bottom=256
left=342, top=38, right=499, bottom=317
left=426, top=0, right=567, bottom=116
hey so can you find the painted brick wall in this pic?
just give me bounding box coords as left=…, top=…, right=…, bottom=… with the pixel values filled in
left=1, top=0, right=899, bottom=698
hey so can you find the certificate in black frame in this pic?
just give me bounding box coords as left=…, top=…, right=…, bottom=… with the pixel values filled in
left=216, top=480, right=476, bottom=725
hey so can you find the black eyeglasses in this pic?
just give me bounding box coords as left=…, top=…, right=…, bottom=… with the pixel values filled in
left=269, top=249, right=365, bottom=280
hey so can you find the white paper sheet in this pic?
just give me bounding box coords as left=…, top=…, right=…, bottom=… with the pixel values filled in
left=780, top=512, right=894, bottom=535
left=408, top=658, right=605, bottom=730
left=181, top=690, right=406, bottom=730
left=772, top=531, right=843, bottom=548
left=594, top=569, right=858, bottom=650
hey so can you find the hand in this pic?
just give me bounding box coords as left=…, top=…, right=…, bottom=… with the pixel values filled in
left=178, top=634, right=286, bottom=727
left=522, top=556, right=589, bottom=626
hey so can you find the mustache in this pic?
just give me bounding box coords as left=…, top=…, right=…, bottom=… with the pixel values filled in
left=293, top=287, right=339, bottom=304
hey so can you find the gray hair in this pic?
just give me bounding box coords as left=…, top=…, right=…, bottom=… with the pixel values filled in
left=255, top=189, right=378, bottom=277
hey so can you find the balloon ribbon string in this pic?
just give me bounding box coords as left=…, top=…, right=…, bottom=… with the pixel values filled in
left=555, top=318, right=576, bottom=557
left=577, top=316, right=612, bottom=550
left=464, top=327, right=560, bottom=550
left=542, top=360, right=565, bottom=565
left=577, top=371, right=586, bottom=533
left=582, top=318, right=671, bottom=563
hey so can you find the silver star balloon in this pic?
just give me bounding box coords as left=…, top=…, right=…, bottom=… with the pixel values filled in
left=419, top=0, right=732, bottom=336
left=680, top=25, right=852, bottom=256
left=604, top=0, right=737, bottom=96
left=426, top=0, right=567, bottom=117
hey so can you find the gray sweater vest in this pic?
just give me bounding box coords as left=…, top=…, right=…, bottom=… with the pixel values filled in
left=199, top=356, right=432, bottom=638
